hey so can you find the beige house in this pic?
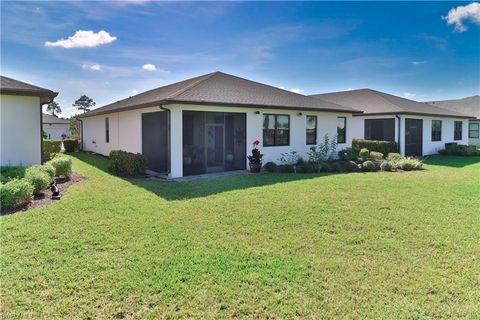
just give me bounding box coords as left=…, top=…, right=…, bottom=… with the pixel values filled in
left=43, top=113, right=70, bottom=139
left=1, top=76, right=57, bottom=166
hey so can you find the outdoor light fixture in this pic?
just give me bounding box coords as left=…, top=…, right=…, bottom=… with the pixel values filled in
left=297, top=112, right=303, bottom=116
left=254, top=111, right=260, bottom=114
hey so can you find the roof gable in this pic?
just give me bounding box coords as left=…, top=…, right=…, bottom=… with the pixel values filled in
left=1, top=75, right=57, bottom=104
left=426, top=95, right=480, bottom=119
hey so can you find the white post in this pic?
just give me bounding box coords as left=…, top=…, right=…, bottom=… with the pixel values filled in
left=169, top=107, right=183, bottom=178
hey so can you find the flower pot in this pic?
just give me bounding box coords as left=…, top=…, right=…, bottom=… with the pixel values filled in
left=249, top=162, right=262, bottom=173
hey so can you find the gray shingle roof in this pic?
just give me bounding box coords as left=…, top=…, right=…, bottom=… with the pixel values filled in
left=311, top=89, right=473, bottom=119
left=43, top=113, right=70, bottom=124
left=79, top=71, right=360, bottom=117
left=426, top=95, right=480, bottom=120
left=1, top=75, right=57, bottom=103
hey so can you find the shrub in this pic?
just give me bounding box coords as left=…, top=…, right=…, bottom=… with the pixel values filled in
left=276, top=164, right=294, bottom=173
left=369, top=151, right=384, bottom=160
left=43, top=139, right=62, bottom=161
left=331, top=162, right=346, bottom=173
left=25, top=167, right=50, bottom=194
left=49, top=157, right=72, bottom=178
left=30, top=164, right=55, bottom=180
left=0, top=178, right=33, bottom=209
left=338, top=147, right=357, bottom=161
left=345, top=160, right=360, bottom=172
left=0, top=166, right=26, bottom=183
left=359, top=148, right=370, bottom=161
left=297, top=162, right=315, bottom=173
left=308, top=134, right=338, bottom=171
left=279, top=151, right=301, bottom=173
left=438, top=144, right=480, bottom=156
left=387, top=153, right=402, bottom=162
left=380, top=160, right=394, bottom=172
left=399, top=157, right=423, bottom=171
left=63, top=139, right=79, bottom=153
left=109, top=150, right=146, bottom=176
left=319, top=162, right=334, bottom=172
left=362, top=160, right=378, bottom=172
left=263, top=162, right=277, bottom=173
left=352, top=139, right=399, bottom=155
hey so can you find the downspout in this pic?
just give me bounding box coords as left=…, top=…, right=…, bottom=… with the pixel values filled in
left=159, top=105, right=171, bottom=175
left=78, top=117, right=84, bottom=151
left=396, top=115, right=401, bottom=153
left=40, top=103, right=44, bottom=164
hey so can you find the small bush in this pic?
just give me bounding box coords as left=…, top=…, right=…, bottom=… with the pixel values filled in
left=387, top=153, right=402, bottom=162
left=319, top=162, right=334, bottom=172
left=297, top=162, right=315, bottom=173
left=362, top=160, right=378, bottom=172
left=49, top=157, right=72, bottom=178
left=345, top=161, right=360, bottom=172
left=438, top=144, right=480, bottom=156
left=263, top=162, right=277, bottom=173
left=109, top=150, right=146, bottom=176
left=43, top=139, right=62, bottom=161
left=359, top=148, right=370, bottom=161
left=276, top=164, right=294, bottom=173
left=338, top=147, right=357, bottom=161
left=352, top=139, right=399, bottom=155
left=331, top=162, right=346, bottom=173
left=369, top=151, right=384, bottom=160
left=0, top=178, right=33, bottom=209
left=25, top=167, right=50, bottom=194
left=0, top=166, right=26, bottom=183
left=30, top=164, right=55, bottom=180
left=399, top=157, right=423, bottom=171
left=380, top=160, right=394, bottom=172
left=63, top=139, right=79, bottom=153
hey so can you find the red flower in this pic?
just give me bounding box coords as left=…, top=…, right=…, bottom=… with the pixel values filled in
left=253, top=139, right=260, bottom=146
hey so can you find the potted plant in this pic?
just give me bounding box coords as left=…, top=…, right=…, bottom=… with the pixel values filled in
left=247, top=139, right=263, bottom=173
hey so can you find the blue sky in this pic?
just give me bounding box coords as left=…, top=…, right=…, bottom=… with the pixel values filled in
left=1, top=1, right=479, bottom=117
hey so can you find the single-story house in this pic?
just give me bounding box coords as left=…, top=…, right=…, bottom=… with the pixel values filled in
left=79, top=71, right=360, bottom=178
left=1, top=75, right=57, bottom=166
left=426, top=95, right=480, bottom=146
left=310, top=89, right=473, bottom=156
left=43, top=113, right=70, bottom=139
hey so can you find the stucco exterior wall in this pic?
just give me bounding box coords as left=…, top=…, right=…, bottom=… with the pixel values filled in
left=0, top=94, right=41, bottom=166
left=82, top=104, right=353, bottom=177
left=43, top=123, right=70, bottom=139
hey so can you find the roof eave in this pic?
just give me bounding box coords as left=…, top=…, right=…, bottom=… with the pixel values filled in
left=1, top=89, right=58, bottom=104
left=352, top=111, right=474, bottom=119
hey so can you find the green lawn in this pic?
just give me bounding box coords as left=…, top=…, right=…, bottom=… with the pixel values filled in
left=1, top=153, right=479, bottom=319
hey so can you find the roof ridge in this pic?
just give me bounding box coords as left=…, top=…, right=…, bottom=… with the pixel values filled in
left=167, top=71, right=220, bottom=99
left=364, top=89, right=404, bottom=112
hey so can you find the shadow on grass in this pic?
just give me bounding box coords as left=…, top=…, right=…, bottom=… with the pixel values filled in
left=70, top=151, right=337, bottom=201
left=423, top=155, right=480, bottom=168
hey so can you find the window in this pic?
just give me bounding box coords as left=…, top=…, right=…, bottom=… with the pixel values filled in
left=454, top=121, right=462, bottom=140
left=337, top=117, right=346, bottom=144
left=364, top=118, right=395, bottom=141
left=469, top=123, right=479, bottom=139
left=306, top=115, right=317, bottom=145
left=105, top=117, right=110, bottom=143
left=263, top=114, right=290, bottom=146
left=431, top=120, right=442, bottom=141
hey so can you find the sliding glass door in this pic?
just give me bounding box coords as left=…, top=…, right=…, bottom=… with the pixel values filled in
left=183, top=111, right=246, bottom=176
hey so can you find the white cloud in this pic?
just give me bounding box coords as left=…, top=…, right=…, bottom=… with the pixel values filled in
left=132, top=89, right=138, bottom=94
left=142, top=63, right=157, bottom=71
left=82, top=63, right=101, bottom=71
left=442, top=2, right=480, bottom=32
left=344, top=88, right=354, bottom=91
left=45, top=30, right=117, bottom=48
left=412, top=61, right=426, bottom=65
left=290, top=88, right=304, bottom=94
left=403, top=92, right=416, bottom=99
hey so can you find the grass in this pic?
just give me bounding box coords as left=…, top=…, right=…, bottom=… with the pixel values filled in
left=1, top=153, right=479, bottom=319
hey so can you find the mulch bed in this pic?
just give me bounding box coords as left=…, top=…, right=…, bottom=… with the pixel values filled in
left=1, top=172, right=85, bottom=216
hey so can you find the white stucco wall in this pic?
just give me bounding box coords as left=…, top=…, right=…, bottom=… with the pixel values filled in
left=82, top=104, right=353, bottom=177
left=0, top=94, right=41, bottom=166
left=350, top=114, right=469, bottom=155
left=468, top=120, right=480, bottom=146
left=43, top=123, right=70, bottom=139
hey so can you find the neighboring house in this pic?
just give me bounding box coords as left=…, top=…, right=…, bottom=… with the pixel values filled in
left=311, top=89, right=472, bottom=156
left=426, top=96, right=480, bottom=146
left=79, top=71, right=360, bottom=178
left=43, top=113, right=70, bottom=139
left=1, top=76, right=57, bottom=166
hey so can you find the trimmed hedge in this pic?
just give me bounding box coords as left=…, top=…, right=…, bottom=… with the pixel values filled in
left=438, top=144, right=480, bottom=156
left=30, top=164, right=55, bottom=180
left=43, top=139, right=62, bottom=161
left=63, top=139, right=79, bottom=153
left=352, top=139, right=399, bottom=155
left=49, top=157, right=72, bottom=178
left=0, top=178, right=34, bottom=210
left=0, top=166, right=26, bottom=183
left=263, top=162, right=277, bottom=173
left=25, top=167, right=50, bottom=194
left=109, top=150, right=146, bottom=176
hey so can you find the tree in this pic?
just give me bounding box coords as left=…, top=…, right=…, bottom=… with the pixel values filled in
left=69, top=117, right=81, bottom=139
left=46, top=100, right=61, bottom=116
left=73, top=95, right=95, bottom=113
